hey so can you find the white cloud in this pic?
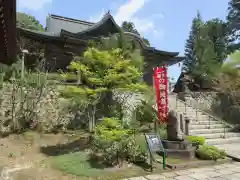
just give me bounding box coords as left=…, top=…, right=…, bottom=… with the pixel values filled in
left=114, top=0, right=150, bottom=24
left=88, top=0, right=164, bottom=38
left=131, top=17, right=164, bottom=38
left=18, top=0, right=52, bottom=10
left=113, top=0, right=163, bottom=37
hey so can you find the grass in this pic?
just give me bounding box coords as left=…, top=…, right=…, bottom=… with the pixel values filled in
left=50, top=151, right=199, bottom=180
left=51, top=152, right=102, bottom=177
left=50, top=151, right=167, bottom=180
left=166, top=157, right=198, bottom=164
left=23, top=131, right=39, bottom=140
left=48, top=132, right=222, bottom=179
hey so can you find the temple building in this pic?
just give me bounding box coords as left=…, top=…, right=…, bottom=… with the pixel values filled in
left=0, top=0, right=184, bottom=85
left=173, top=72, right=214, bottom=93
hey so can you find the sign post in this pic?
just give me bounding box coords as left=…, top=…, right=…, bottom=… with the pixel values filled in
left=145, top=133, right=166, bottom=170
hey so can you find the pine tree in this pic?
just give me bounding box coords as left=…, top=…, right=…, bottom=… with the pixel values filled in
left=17, top=12, right=45, bottom=31
left=183, top=12, right=227, bottom=81
left=227, top=0, right=240, bottom=50
left=60, top=47, right=148, bottom=131
left=204, top=19, right=228, bottom=64
left=182, top=11, right=204, bottom=74
left=193, top=26, right=221, bottom=80
left=122, top=21, right=140, bottom=35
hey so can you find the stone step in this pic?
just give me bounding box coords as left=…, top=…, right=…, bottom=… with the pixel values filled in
left=177, top=110, right=208, bottom=117
left=190, top=120, right=223, bottom=125
left=183, top=111, right=207, bottom=115
left=175, top=107, right=197, bottom=112
left=189, top=123, right=226, bottom=130
left=191, top=132, right=240, bottom=139
left=189, top=128, right=232, bottom=134
left=206, top=137, right=240, bottom=145
left=172, top=108, right=209, bottom=117
left=186, top=116, right=215, bottom=121
left=175, top=110, right=207, bottom=116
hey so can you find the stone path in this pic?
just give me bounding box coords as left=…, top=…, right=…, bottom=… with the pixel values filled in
left=215, top=143, right=240, bottom=160
left=123, top=162, right=240, bottom=180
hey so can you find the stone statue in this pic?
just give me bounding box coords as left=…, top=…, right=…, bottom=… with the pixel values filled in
left=167, top=110, right=184, bottom=141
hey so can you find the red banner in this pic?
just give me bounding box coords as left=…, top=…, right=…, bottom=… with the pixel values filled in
left=153, top=66, right=168, bottom=123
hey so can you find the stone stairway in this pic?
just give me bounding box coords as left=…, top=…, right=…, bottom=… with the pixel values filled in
left=169, top=93, right=240, bottom=145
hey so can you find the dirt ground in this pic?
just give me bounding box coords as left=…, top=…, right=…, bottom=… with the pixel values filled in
left=0, top=132, right=84, bottom=180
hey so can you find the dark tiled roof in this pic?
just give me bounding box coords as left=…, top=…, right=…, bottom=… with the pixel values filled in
left=46, top=14, right=94, bottom=35
left=49, top=14, right=95, bottom=25
left=76, top=13, right=121, bottom=36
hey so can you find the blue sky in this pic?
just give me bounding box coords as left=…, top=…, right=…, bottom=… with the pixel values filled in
left=17, top=0, right=230, bottom=80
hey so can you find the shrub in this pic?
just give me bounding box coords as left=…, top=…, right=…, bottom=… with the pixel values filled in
left=0, top=70, right=73, bottom=135
left=135, top=100, right=158, bottom=125
left=132, top=99, right=166, bottom=135
left=156, top=122, right=167, bottom=139
left=92, top=117, right=131, bottom=166
left=186, top=136, right=206, bottom=146
left=196, top=145, right=227, bottom=161
left=159, top=126, right=167, bottom=139
left=92, top=117, right=148, bottom=166
left=126, top=135, right=148, bottom=163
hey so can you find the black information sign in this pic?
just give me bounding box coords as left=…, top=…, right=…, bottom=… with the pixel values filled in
left=145, top=133, right=162, bottom=152
left=145, top=133, right=167, bottom=170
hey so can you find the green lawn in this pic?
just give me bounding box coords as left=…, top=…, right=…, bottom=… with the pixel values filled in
left=49, top=134, right=204, bottom=179
left=51, top=152, right=102, bottom=177
left=50, top=151, right=168, bottom=180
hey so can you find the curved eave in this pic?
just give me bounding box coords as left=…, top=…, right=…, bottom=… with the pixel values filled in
left=18, top=27, right=62, bottom=42
left=144, top=48, right=180, bottom=57
left=123, top=32, right=180, bottom=57
left=76, top=13, right=121, bottom=36
left=60, top=29, right=99, bottom=41
left=167, top=56, right=185, bottom=66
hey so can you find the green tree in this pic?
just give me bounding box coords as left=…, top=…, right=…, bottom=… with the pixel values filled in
left=216, top=51, right=240, bottom=106
left=122, top=21, right=140, bottom=35
left=17, top=12, right=45, bottom=68
left=182, top=11, right=204, bottom=75
left=226, top=0, right=240, bottom=51
left=204, top=19, right=228, bottom=64
left=183, top=12, right=227, bottom=81
left=60, top=47, right=148, bottom=132
left=17, top=12, right=45, bottom=31
left=121, top=21, right=150, bottom=46
left=193, top=26, right=221, bottom=80
left=97, top=32, right=145, bottom=71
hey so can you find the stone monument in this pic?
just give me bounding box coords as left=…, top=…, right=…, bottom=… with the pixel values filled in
left=167, top=110, right=184, bottom=141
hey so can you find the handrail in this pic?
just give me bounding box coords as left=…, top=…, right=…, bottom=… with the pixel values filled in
left=172, top=92, right=234, bottom=129
left=171, top=93, right=237, bottom=139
